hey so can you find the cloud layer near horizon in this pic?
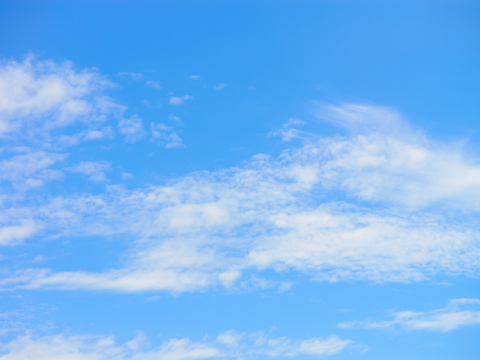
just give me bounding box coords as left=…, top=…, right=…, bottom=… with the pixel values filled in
left=0, top=330, right=352, bottom=360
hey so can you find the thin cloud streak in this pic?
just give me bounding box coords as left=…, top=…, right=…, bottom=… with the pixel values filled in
left=338, top=298, right=480, bottom=332
left=0, top=330, right=352, bottom=359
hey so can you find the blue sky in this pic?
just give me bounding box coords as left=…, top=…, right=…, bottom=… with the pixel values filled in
left=0, top=0, right=479, bottom=359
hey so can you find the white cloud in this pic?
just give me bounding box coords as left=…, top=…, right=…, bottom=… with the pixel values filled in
left=118, top=115, right=145, bottom=142
left=2, top=103, right=480, bottom=292
left=338, top=298, right=480, bottom=332
left=84, top=126, right=113, bottom=140
left=215, top=330, right=243, bottom=347
left=0, top=56, right=155, bottom=195
left=253, top=335, right=352, bottom=357
left=169, top=96, right=193, bottom=106
left=0, top=220, right=40, bottom=246
left=0, top=333, right=135, bottom=360
left=270, top=118, right=306, bottom=142
left=0, top=55, right=157, bottom=148
left=32, top=254, right=47, bottom=262
left=151, top=123, right=184, bottom=149
left=311, top=103, right=480, bottom=209
left=148, top=338, right=220, bottom=360
left=213, top=83, right=226, bottom=90
left=145, top=80, right=161, bottom=89
left=0, top=151, right=66, bottom=189
left=84, top=130, right=104, bottom=140
left=71, top=161, right=111, bottom=182
left=315, top=103, right=407, bottom=135
left=0, top=330, right=352, bottom=360
left=188, top=75, right=200, bottom=80
left=0, top=55, right=114, bottom=136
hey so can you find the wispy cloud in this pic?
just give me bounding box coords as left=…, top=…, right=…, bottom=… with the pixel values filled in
left=0, top=56, right=155, bottom=196
left=270, top=118, right=306, bottom=142
left=338, top=298, right=480, bottom=332
left=84, top=126, right=114, bottom=140
left=169, top=95, right=193, bottom=106
left=0, top=55, right=116, bottom=136
left=188, top=75, right=200, bottom=80
left=70, top=161, right=111, bottom=182
left=3, top=104, right=480, bottom=292
left=312, top=103, right=480, bottom=209
left=213, top=83, right=227, bottom=90
left=0, top=151, right=66, bottom=190
left=0, top=220, right=40, bottom=247
left=0, top=330, right=352, bottom=359
left=0, top=56, right=156, bottom=148
left=118, top=115, right=145, bottom=142
left=145, top=80, right=161, bottom=89
left=151, top=122, right=184, bottom=149
left=315, top=103, right=407, bottom=135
